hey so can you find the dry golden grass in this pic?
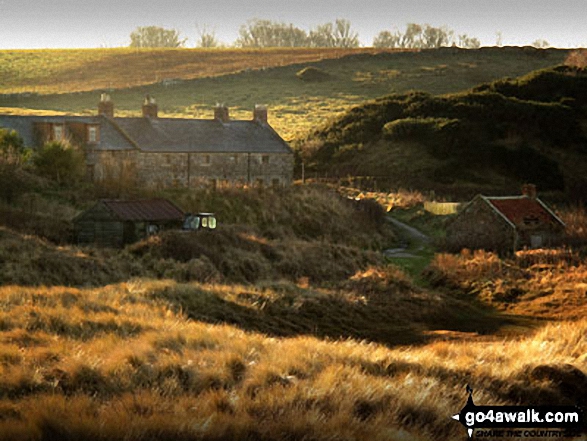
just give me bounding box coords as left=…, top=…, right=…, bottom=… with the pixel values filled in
left=0, top=280, right=584, bottom=440
left=559, top=204, right=587, bottom=248
left=334, top=186, right=426, bottom=211
left=427, top=248, right=587, bottom=321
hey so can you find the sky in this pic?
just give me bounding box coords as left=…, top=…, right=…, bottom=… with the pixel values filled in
left=0, top=0, right=585, bottom=49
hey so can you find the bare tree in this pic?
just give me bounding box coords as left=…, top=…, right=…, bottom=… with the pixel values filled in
left=401, top=23, right=423, bottom=48
left=129, top=26, right=186, bottom=48
left=333, top=19, right=360, bottom=48
left=373, top=23, right=480, bottom=49
left=458, top=34, right=481, bottom=49
left=309, top=23, right=336, bottom=47
left=236, top=19, right=309, bottom=47
left=195, top=25, right=219, bottom=48
left=532, top=39, right=550, bottom=49
left=309, top=19, right=359, bottom=48
left=373, top=30, right=401, bottom=48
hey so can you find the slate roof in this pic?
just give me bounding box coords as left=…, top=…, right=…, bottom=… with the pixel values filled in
left=482, top=196, right=565, bottom=228
left=100, top=199, right=184, bottom=221
left=113, top=117, right=291, bottom=153
left=0, top=114, right=292, bottom=154
left=0, top=114, right=136, bottom=151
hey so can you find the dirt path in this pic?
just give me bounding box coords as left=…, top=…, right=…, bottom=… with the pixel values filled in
left=384, top=216, right=430, bottom=258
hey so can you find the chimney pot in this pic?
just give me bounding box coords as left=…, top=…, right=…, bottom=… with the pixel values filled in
left=253, top=104, right=268, bottom=123
left=214, top=104, right=229, bottom=123
left=522, top=183, right=537, bottom=199
left=142, top=95, right=158, bottom=118
left=98, top=94, right=114, bottom=117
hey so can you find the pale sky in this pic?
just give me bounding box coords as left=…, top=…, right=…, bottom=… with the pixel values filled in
left=0, top=0, right=585, bottom=49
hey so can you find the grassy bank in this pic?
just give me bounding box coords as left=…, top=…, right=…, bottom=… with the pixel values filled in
left=0, top=280, right=584, bottom=440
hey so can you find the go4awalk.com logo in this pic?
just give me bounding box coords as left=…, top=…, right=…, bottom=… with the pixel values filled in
left=451, top=386, right=584, bottom=438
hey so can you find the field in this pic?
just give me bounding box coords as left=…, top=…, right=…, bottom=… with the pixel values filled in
left=0, top=47, right=569, bottom=142
left=0, top=47, right=396, bottom=95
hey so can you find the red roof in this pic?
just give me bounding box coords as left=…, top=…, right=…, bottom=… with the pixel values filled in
left=102, top=199, right=184, bottom=221
left=486, top=197, right=561, bottom=227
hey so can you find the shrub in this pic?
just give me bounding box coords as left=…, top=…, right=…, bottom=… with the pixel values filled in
left=33, top=141, right=85, bottom=186
left=0, top=165, right=32, bottom=205
left=0, top=128, right=29, bottom=165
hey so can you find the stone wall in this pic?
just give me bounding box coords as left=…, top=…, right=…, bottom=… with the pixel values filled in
left=90, top=150, right=138, bottom=184
left=91, top=150, right=293, bottom=188
left=445, top=198, right=516, bottom=253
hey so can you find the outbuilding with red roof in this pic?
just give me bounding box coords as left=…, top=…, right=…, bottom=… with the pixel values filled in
left=445, top=185, right=565, bottom=253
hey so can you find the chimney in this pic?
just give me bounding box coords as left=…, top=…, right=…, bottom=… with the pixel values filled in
left=253, top=104, right=268, bottom=123
left=98, top=93, right=114, bottom=118
left=522, top=183, right=537, bottom=199
left=214, top=104, right=229, bottom=123
left=142, top=95, right=158, bottom=118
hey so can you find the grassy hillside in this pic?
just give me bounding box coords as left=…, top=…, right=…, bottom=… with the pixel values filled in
left=0, top=279, right=585, bottom=441
left=301, top=65, right=587, bottom=200
left=0, top=172, right=586, bottom=440
left=0, top=47, right=569, bottom=142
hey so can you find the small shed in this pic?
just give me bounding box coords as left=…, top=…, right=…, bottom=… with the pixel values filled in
left=446, top=185, right=565, bottom=253
left=74, top=199, right=184, bottom=247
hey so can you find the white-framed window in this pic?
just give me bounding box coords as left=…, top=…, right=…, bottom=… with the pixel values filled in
left=53, top=124, right=64, bottom=141
left=87, top=126, right=98, bottom=143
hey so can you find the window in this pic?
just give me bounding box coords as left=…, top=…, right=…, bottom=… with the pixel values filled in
left=87, top=126, right=99, bottom=143
left=523, top=215, right=540, bottom=226
left=202, top=154, right=211, bottom=165
left=261, top=155, right=269, bottom=165
left=229, top=154, right=238, bottom=163
left=53, top=124, right=64, bottom=141
left=201, top=217, right=208, bottom=228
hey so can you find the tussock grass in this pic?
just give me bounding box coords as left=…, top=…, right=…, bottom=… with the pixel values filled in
left=0, top=185, right=395, bottom=287
left=0, top=280, right=584, bottom=440
left=426, top=248, right=587, bottom=320
left=559, top=204, right=587, bottom=248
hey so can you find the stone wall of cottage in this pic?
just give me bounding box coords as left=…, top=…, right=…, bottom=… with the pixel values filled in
left=89, top=150, right=139, bottom=184
left=91, top=150, right=293, bottom=188
left=445, top=198, right=516, bottom=253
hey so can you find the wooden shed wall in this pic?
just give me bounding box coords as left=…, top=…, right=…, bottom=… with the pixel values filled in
left=75, top=202, right=124, bottom=247
left=76, top=220, right=124, bottom=247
